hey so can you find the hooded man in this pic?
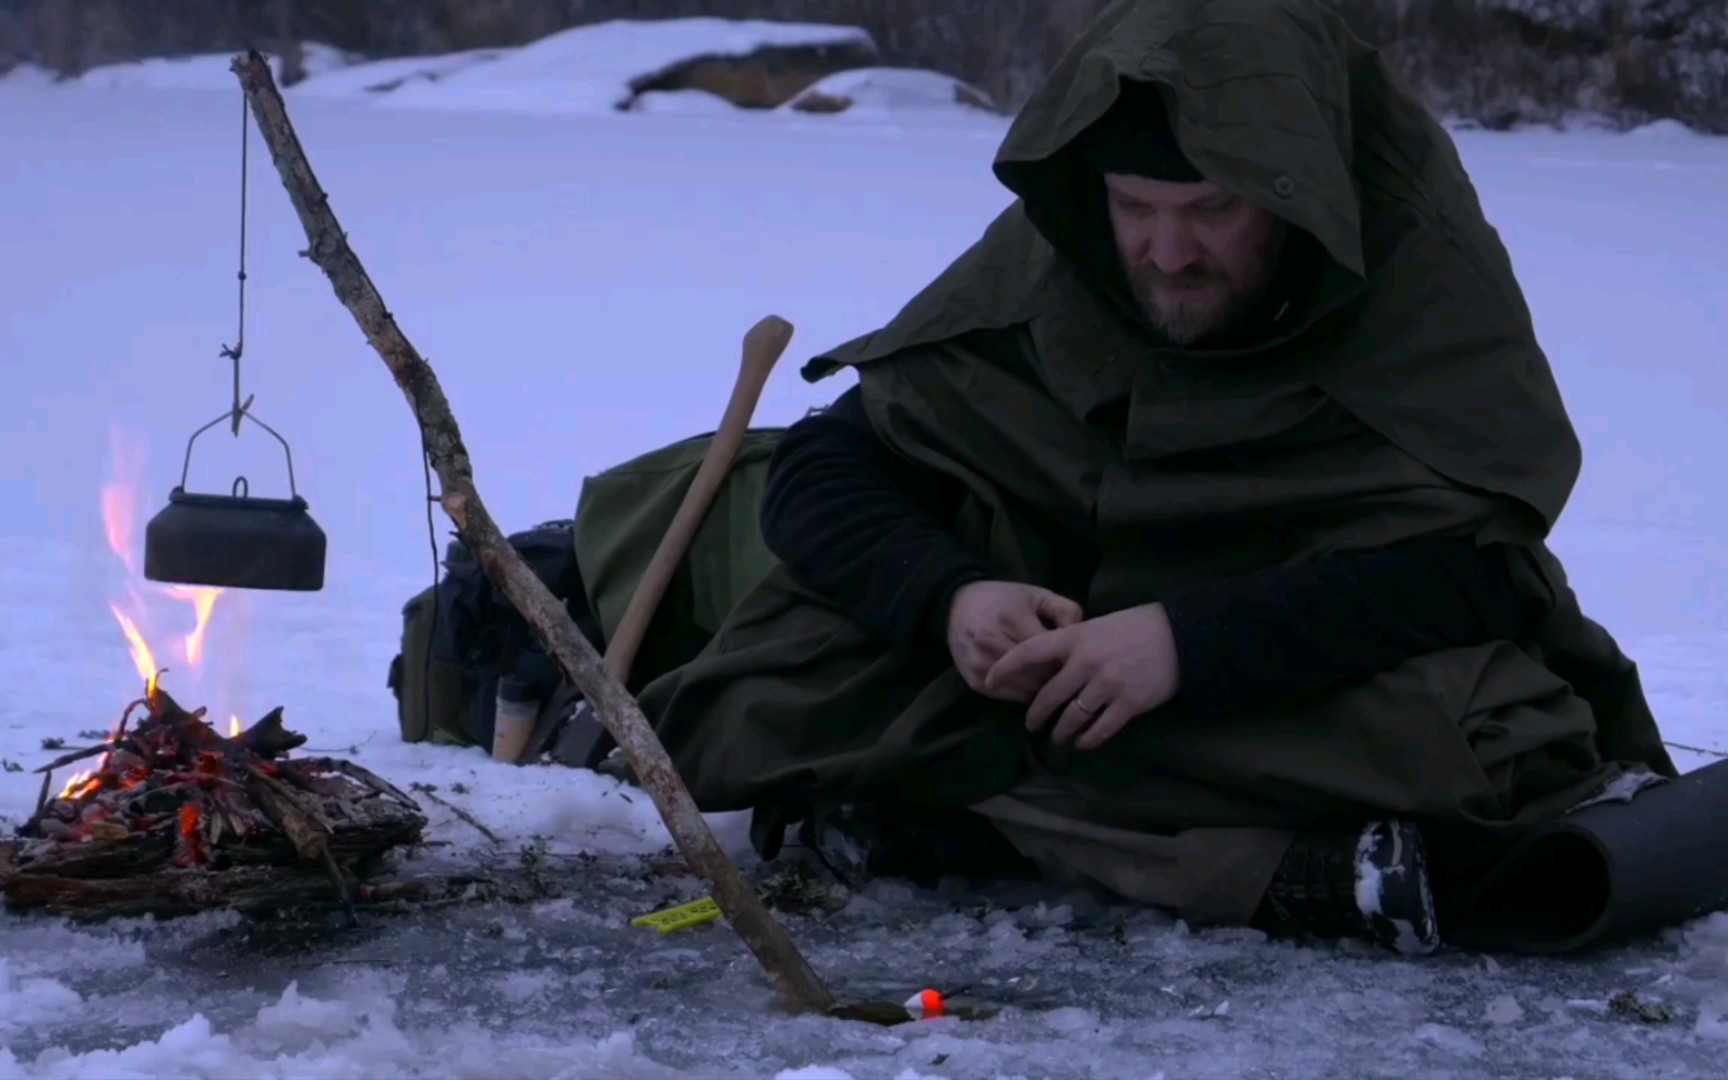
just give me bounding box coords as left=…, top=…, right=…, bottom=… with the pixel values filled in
left=622, top=0, right=1682, bottom=955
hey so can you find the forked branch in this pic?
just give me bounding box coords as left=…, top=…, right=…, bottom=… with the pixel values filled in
left=228, top=50, right=832, bottom=1013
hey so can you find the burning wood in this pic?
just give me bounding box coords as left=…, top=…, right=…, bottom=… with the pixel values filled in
left=0, top=678, right=426, bottom=920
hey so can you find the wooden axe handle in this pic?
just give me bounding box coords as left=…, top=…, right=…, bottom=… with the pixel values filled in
left=602, top=314, right=794, bottom=683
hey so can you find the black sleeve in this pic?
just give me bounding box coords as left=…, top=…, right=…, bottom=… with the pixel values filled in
left=759, top=386, right=988, bottom=654
left=1159, top=538, right=1543, bottom=718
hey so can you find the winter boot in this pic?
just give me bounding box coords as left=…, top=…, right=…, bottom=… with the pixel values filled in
left=796, top=801, right=1034, bottom=890
left=797, top=802, right=888, bottom=889
left=1253, top=819, right=1441, bottom=956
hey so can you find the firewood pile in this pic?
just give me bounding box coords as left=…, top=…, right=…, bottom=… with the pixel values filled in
left=0, top=677, right=426, bottom=920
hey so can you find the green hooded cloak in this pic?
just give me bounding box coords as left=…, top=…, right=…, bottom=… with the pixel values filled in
left=633, top=0, right=1676, bottom=857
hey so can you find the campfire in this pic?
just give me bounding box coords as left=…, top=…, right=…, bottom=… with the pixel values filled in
left=0, top=673, right=426, bottom=920
left=0, top=429, right=426, bottom=920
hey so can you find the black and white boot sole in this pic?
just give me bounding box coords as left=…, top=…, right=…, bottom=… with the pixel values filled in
left=1355, top=819, right=1442, bottom=956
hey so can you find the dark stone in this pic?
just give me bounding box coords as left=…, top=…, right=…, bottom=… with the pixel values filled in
left=622, top=36, right=880, bottom=111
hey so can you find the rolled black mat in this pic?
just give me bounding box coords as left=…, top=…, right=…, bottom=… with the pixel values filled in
left=1448, top=758, right=1728, bottom=955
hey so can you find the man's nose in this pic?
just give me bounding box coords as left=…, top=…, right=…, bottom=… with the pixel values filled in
left=1144, top=217, right=1200, bottom=274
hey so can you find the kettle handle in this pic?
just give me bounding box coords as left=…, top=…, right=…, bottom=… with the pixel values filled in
left=174, top=402, right=302, bottom=500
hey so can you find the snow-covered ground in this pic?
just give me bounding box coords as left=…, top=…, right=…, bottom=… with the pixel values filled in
left=2, top=25, right=1727, bottom=1078
left=16, top=18, right=885, bottom=115
left=373, top=18, right=874, bottom=115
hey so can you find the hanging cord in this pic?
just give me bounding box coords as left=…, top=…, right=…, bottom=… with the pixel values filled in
left=171, top=82, right=303, bottom=503
left=220, top=92, right=255, bottom=436
left=422, top=427, right=441, bottom=742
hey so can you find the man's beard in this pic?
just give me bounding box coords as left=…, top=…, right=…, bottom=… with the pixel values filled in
left=1127, top=233, right=1285, bottom=346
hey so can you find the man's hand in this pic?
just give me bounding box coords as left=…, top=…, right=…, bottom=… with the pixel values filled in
left=982, top=603, right=1180, bottom=750
left=946, top=580, right=1083, bottom=700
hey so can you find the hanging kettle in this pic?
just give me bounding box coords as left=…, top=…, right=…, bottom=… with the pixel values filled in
left=141, top=91, right=327, bottom=592
left=143, top=409, right=326, bottom=592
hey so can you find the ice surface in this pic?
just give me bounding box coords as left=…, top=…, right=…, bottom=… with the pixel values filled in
left=2, top=36, right=1727, bottom=1079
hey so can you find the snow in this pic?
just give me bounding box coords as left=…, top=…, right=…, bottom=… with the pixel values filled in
left=629, top=89, right=743, bottom=116
left=21, top=20, right=1006, bottom=129
left=1629, top=117, right=1712, bottom=142
left=291, top=50, right=512, bottom=98
left=783, top=68, right=995, bottom=117
left=0, top=64, right=53, bottom=90
left=373, top=18, right=875, bottom=116
left=74, top=44, right=358, bottom=92
left=2, top=31, right=1728, bottom=1079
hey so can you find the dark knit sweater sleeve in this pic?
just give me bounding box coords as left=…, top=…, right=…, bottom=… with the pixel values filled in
left=759, top=386, right=987, bottom=654
left=1158, top=538, right=1540, bottom=717
left=758, top=387, right=1537, bottom=712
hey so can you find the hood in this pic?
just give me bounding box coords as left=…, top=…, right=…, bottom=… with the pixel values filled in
left=802, top=0, right=1582, bottom=534
left=993, top=0, right=1364, bottom=306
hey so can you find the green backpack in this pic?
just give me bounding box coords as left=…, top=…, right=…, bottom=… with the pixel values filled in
left=387, top=428, right=785, bottom=755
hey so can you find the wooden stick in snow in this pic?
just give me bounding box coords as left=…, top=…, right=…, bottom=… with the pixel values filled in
left=228, top=50, right=834, bottom=1014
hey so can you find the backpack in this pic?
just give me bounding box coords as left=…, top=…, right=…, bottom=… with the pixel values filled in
left=386, top=427, right=786, bottom=760
left=387, top=519, right=606, bottom=752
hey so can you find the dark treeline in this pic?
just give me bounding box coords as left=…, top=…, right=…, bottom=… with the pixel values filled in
left=1, top=0, right=1723, bottom=131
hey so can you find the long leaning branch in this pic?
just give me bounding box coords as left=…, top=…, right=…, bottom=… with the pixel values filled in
left=228, top=50, right=833, bottom=1014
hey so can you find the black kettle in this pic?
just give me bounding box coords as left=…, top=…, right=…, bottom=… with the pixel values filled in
left=144, top=483, right=327, bottom=592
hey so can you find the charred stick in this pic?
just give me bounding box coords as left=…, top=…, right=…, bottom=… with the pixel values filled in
left=221, top=803, right=257, bottom=842
left=33, top=744, right=111, bottom=774
left=319, top=847, right=359, bottom=927
left=278, top=771, right=354, bottom=802
left=243, top=764, right=330, bottom=863
left=206, top=798, right=231, bottom=848
left=415, top=787, right=501, bottom=845
left=17, top=770, right=56, bottom=839
left=229, top=49, right=833, bottom=1016
left=295, top=758, right=419, bottom=810
left=115, top=695, right=147, bottom=740
left=233, top=707, right=308, bottom=759
left=145, top=686, right=204, bottom=726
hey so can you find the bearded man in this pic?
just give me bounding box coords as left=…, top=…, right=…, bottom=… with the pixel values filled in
left=623, top=0, right=1690, bottom=955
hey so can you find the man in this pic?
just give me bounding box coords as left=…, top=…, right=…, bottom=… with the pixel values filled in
left=630, top=0, right=1679, bottom=955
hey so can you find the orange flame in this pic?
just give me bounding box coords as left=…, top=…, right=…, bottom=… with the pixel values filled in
left=100, top=428, right=151, bottom=588
left=169, top=585, right=223, bottom=667
left=229, top=716, right=242, bottom=738
left=57, top=769, right=99, bottom=801
left=111, top=606, right=159, bottom=698
left=101, top=485, right=136, bottom=575
left=101, top=426, right=227, bottom=700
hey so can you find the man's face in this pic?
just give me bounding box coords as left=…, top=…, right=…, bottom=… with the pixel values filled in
left=1102, top=173, right=1284, bottom=345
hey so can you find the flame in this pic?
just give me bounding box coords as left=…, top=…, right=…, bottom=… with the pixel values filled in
left=57, top=769, right=99, bottom=801
left=58, top=769, right=91, bottom=799
left=229, top=716, right=242, bottom=738
left=169, top=585, right=222, bottom=667
left=111, top=606, right=159, bottom=697
left=101, top=426, right=228, bottom=702
left=101, top=491, right=136, bottom=576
